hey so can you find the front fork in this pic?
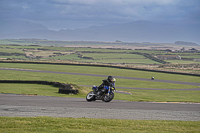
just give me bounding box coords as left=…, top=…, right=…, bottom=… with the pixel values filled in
left=107, top=87, right=111, bottom=96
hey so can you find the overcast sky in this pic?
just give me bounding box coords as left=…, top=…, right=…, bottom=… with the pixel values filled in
left=0, top=0, right=200, bottom=30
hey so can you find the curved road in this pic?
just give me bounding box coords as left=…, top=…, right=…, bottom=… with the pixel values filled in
left=0, top=68, right=200, bottom=121
left=0, top=94, right=200, bottom=121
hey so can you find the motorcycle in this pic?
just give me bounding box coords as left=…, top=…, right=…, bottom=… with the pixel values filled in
left=86, top=85, right=115, bottom=102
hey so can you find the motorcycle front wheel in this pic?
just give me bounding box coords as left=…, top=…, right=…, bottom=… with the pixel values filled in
left=103, top=92, right=114, bottom=102
left=86, top=91, right=96, bottom=102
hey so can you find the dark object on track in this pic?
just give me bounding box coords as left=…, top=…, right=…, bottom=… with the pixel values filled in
left=58, top=84, right=79, bottom=94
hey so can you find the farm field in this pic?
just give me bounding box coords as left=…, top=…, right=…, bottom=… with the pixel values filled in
left=165, top=60, right=198, bottom=64
left=1, top=39, right=200, bottom=69
left=0, top=44, right=161, bottom=65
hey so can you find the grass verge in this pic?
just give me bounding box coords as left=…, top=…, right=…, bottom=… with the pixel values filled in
left=0, top=117, right=199, bottom=133
left=115, top=89, right=200, bottom=102
left=0, top=83, right=89, bottom=98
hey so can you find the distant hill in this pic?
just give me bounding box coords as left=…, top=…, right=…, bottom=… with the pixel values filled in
left=0, top=20, right=48, bottom=34
left=0, top=20, right=199, bottom=45
left=174, top=41, right=199, bottom=46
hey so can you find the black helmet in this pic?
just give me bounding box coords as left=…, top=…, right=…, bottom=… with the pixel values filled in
left=107, top=76, right=113, bottom=82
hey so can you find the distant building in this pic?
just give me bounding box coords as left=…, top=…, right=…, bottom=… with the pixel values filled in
left=174, top=47, right=200, bottom=53
left=181, top=47, right=185, bottom=52
left=194, top=59, right=200, bottom=62
left=164, top=49, right=172, bottom=52
left=188, top=48, right=198, bottom=53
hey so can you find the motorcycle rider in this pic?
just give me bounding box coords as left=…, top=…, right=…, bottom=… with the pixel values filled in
left=97, top=76, right=116, bottom=96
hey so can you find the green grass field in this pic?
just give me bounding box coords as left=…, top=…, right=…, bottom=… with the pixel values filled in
left=74, top=58, right=160, bottom=64
left=166, top=60, right=199, bottom=64
left=45, top=53, right=82, bottom=60
left=0, top=63, right=200, bottom=102
left=0, top=56, right=27, bottom=59
left=2, top=70, right=196, bottom=89
left=181, top=55, right=200, bottom=58
left=0, top=117, right=199, bottom=133
left=81, top=53, right=144, bottom=59
left=1, top=63, right=200, bottom=83
left=0, top=48, right=24, bottom=54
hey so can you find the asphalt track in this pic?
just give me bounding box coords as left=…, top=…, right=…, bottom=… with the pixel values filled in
left=1, top=94, right=200, bottom=121
left=0, top=67, right=200, bottom=121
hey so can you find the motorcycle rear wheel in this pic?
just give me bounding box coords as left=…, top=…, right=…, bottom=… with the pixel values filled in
left=86, top=91, right=96, bottom=102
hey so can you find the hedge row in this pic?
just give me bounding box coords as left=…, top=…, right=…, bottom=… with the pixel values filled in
left=0, top=80, right=79, bottom=94
left=0, top=52, right=26, bottom=56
